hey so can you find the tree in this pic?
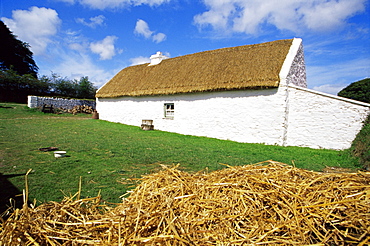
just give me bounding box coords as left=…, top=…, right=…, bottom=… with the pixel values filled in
left=46, top=73, right=97, bottom=99
left=0, top=21, right=38, bottom=77
left=46, top=73, right=76, bottom=98
left=0, top=69, right=49, bottom=103
left=76, top=76, right=97, bottom=99
left=338, top=78, right=370, bottom=104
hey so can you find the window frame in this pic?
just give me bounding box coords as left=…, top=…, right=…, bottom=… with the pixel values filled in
left=164, top=103, right=174, bottom=119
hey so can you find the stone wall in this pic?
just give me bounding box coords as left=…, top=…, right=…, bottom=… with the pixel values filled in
left=28, top=96, right=96, bottom=110
left=286, top=42, right=307, bottom=88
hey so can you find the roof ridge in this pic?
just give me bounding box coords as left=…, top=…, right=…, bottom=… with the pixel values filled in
left=161, top=38, right=294, bottom=62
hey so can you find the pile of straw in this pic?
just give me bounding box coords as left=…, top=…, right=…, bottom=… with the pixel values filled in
left=1, top=161, right=369, bottom=245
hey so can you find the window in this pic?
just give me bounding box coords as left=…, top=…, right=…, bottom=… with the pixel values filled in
left=164, top=103, right=174, bottom=119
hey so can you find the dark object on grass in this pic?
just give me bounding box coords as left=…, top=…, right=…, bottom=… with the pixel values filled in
left=39, top=147, right=58, bottom=152
left=41, top=104, right=54, bottom=113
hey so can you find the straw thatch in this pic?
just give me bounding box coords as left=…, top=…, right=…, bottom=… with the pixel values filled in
left=96, top=39, right=293, bottom=98
left=1, top=161, right=369, bottom=245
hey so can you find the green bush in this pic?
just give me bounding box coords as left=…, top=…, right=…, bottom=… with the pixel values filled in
left=349, top=114, right=370, bottom=170
left=338, top=78, right=370, bottom=103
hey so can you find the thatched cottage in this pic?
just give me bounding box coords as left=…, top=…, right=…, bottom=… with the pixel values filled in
left=96, top=38, right=370, bottom=150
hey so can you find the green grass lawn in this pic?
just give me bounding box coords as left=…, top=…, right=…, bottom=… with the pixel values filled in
left=0, top=103, right=360, bottom=206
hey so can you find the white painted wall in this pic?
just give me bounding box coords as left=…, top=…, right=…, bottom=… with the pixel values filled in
left=97, top=85, right=370, bottom=150
left=285, top=85, right=370, bottom=150
left=28, top=96, right=37, bottom=108
left=97, top=87, right=288, bottom=146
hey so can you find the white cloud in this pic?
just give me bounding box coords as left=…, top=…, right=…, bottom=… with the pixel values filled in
left=306, top=57, right=370, bottom=94
left=72, top=0, right=170, bottom=10
left=134, top=19, right=153, bottom=38
left=134, top=19, right=167, bottom=43
left=76, top=15, right=105, bottom=28
left=61, top=29, right=92, bottom=55
left=152, top=32, right=167, bottom=43
left=194, top=0, right=367, bottom=35
left=35, top=36, right=120, bottom=87
left=130, top=56, right=151, bottom=66
left=312, top=84, right=347, bottom=95
left=69, top=42, right=86, bottom=52
left=51, top=53, right=117, bottom=87
left=1, top=6, right=61, bottom=55
left=90, top=36, right=122, bottom=60
left=301, top=0, right=365, bottom=31
left=55, top=0, right=76, bottom=3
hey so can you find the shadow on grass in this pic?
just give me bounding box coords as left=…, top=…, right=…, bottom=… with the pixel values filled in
left=0, top=173, right=27, bottom=219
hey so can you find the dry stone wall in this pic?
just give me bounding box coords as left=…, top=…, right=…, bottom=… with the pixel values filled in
left=286, top=43, right=307, bottom=88
left=28, top=96, right=96, bottom=110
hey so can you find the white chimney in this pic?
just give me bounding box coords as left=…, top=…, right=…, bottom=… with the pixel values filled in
left=148, top=51, right=168, bottom=66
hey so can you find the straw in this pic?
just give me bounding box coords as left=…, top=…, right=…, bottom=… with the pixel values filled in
left=96, top=39, right=293, bottom=98
left=1, top=160, right=369, bottom=245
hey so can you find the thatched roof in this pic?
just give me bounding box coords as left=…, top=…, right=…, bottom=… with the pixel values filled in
left=97, top=39, right=294, bottom=98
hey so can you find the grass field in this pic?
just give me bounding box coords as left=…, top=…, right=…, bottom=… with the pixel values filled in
left=0, top=103, right=361, bottom=207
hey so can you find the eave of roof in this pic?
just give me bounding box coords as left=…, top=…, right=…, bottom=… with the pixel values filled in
left=97, top=39, right=293, bottom=98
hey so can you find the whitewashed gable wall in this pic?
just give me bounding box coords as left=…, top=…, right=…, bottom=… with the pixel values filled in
left=285, top=85, right=370, bottom=150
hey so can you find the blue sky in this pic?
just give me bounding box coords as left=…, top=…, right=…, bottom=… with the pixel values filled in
left=1, top=0, right=369, bottom=95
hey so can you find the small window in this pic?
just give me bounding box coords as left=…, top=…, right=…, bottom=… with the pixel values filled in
left=164, top=103, right=174, bottom=119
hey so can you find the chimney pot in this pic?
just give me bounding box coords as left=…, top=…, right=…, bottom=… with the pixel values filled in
left=149, top=51, right=168, bottom=66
